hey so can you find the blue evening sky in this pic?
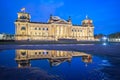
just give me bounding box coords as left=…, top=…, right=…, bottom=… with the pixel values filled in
left=0, top=0, right=120, bottom=35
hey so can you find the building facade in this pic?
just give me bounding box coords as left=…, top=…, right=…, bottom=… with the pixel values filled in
left=15, top=10, right=94, bottom=41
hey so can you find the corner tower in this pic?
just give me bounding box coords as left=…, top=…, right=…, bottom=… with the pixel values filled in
left=82, top=15, right=93, bottom=27
left=14, top=8, right=31, bottom=40
left=82, top=16, right=94, bottom=40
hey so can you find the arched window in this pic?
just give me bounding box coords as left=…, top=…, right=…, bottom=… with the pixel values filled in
left=35, top=28, right=37, bottom=30
left=20, top=16, right=27, bottom=19
left=72, top=29, right=74, bottom=32
left=35, top=52, right=37, bottom=55
left=21, top=52, right=26, bottom=56
left=21, top=27, right=26, bottom=30
left=46, top=28, right=48, bottom=30
left=43, top=28, right=45, bottom=30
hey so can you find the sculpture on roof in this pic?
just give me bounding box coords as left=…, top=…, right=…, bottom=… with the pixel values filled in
left=48, top=15, right=72, bottom=24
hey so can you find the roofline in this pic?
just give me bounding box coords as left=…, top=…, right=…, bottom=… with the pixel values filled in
left=17, top=12, right=30, bottom=15
left=30, top=22, right=49, bottom=24
left=73, top=24, right=82, bottom=26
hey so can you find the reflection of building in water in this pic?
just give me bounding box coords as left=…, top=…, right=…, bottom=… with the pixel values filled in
left=15, top=50, right=92, bottom=68
left=82, top=55, right=92, bottom=67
